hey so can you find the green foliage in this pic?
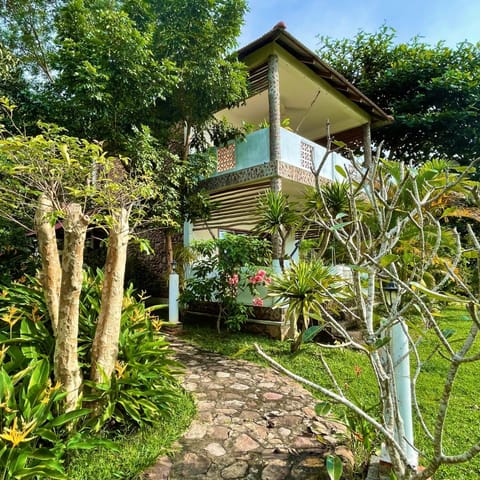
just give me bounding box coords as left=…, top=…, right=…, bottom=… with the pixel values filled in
left=0, top=122, right=157, bottom=240
left=317, top=25, right=480, bottom=164
left=0, top=277, right=53, bottom=364
left=53, top=0, right=177, bottom=148
left=254, top=190, right=300, bottom=266
left=0, top=281, right=95, bottom=479
left=0, top=272, right=185, bottom=475
left=181, top=315, right=480, bottom=480
left=1, top=0, right=248, bottom=148
left=66, top=391, right=195, bottom=480
left=267, top=260, right=346, bottom=352
left=0, top=218, right=39, bottom=286
left=181, top=234, right=272, bottom=331
left=255, top=190, right=299, bottom=240
left=302, top=181, right=351, bottom=262
left=78, top=268, right=182, bottom=431
left=0, top=361, right=71, bottom=479
left=146, top=0, right=248, bottom=126
left=326, top=455, right=343, bottom=480
left=0, top=0, right=248, bottom=239
left=124, top=125, right=216, bottom=232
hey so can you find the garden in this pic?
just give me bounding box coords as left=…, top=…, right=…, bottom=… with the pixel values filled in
left=176, top=155, right=480, bottom=480
left=1, top=87, right=480, bottom=480
left=1, top=2, right=480, bottom=479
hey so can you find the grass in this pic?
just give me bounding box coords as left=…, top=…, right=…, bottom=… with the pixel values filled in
left=66, top=391, right=196, bottom=480
left=180, top=307, right=480, bottom=480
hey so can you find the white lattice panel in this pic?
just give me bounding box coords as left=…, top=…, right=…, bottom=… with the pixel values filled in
left=300, top=141, right=314, bottom=170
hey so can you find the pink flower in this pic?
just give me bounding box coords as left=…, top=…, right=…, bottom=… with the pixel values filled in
left=257, top=269, right=266, bottom=278
left=265, top=277, right=272, bottom=284
left=252, top=297, right=263, bottom=307
left=227, top=274, right=239, bottom=286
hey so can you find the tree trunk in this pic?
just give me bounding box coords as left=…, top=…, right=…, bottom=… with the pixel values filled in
left=90, top=207, right=129, bottom=384
left=34, top=194, right=61, bottom=336
left=54, top=203, right=88, bottom=412
left=166, top=231, right=174, bottom=274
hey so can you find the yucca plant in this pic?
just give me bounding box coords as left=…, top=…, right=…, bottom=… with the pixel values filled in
left=267, top=260, right=347, bottom=352
left=254, top=190, right=299, bottom=269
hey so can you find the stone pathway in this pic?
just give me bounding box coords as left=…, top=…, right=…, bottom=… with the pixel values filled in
left=144, top=336, right=352, bottom=480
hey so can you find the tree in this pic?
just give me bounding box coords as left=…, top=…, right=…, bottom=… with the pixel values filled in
left=12, top=0, right=248, bottom=270
left=317, top=26, right=480, bottom=164
left=0, top=118, right=155, bottom=411
left=254, top=190, right=300, bottom=270
left=262, top=145, right=480, bottom=478
left=0, top=0, right=248, bottom=406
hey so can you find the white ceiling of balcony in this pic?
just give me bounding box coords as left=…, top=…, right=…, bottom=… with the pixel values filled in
left=215, top=51, right=370, bottom=144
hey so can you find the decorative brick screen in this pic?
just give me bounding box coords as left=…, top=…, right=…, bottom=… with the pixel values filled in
left=217, top=144, right=236, bottom=172
left=300, top=141, right=314, bottom=170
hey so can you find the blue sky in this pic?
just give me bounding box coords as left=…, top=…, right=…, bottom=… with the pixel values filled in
left=238, top=0, right=480, bottom=50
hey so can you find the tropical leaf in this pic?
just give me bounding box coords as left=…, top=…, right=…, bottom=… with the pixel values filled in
left=326, top=454, right=343, bottom=480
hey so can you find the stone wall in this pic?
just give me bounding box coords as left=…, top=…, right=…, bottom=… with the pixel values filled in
left=126, top=229, right=183, bottom=298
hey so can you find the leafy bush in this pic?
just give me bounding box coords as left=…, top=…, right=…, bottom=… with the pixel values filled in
left=78, top=269, right=183, bottom=432
left=0, top=219, right=39, bottom=285
left=180, top=234, right=272, bottom=331
left=0, top=271, right=184, bottom=477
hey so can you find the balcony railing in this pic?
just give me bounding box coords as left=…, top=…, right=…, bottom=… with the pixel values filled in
left=212, top=127, right=348, bottom=182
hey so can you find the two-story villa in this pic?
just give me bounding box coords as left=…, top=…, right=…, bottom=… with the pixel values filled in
left=185, top=23, right=392, bottom=261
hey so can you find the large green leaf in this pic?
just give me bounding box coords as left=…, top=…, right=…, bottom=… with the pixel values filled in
left=46, top=408, right=91, bottom=427
left=326, top=455, right=343, bottom=480
left=410, top=282, right=470, bottom=303
left=302, top=325, right=325, bottom=343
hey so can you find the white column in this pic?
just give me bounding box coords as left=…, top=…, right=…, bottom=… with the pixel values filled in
left=380, top=319, right=418, bottom=468
left=168, top=270, right=179, bottom=324
left=392, top=320, right=418, bottom=467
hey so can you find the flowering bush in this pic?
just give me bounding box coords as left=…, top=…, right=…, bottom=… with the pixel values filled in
left=249, top=269, right=272, bottom=287
left=180, top=234, right=272, bottom=331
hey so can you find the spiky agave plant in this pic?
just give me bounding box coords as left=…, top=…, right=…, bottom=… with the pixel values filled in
left=267, top=260, right=347, bottom=352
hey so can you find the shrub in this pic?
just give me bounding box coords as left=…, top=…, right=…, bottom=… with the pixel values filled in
left=78, top=269, right=183, bottom=432
left=0, top=271, right=184, bottom=476
left=180, top=234, right=272, bottom=331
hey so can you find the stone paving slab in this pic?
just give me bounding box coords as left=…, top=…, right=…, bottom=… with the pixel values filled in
left=143, top=337, right=352, bottom=479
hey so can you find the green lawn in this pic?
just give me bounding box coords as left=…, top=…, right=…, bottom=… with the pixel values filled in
left=180, top=307, right=480, bottom=480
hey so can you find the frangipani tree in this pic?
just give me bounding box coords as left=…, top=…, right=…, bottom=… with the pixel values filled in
left=0, top=117, right=155, bottom=411
left=262, top=149, right=480, bottom=479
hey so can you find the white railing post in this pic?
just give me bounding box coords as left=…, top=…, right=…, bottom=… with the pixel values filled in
left=169, top=261, right=179, bottom=324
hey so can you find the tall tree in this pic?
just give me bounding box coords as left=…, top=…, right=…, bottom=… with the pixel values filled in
left=0, top=0, right=248, bottom=408
left=2, top=0, right=248, bottom=269
left=0, top=120, right=156, bottom=410
left=317, top=26, right=480, bottom=164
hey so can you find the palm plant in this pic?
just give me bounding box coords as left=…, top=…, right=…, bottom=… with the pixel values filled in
left=302, top=181, right=350, bottom=262
left=267, top=260, right=346, bottom=352
left=254, top=190, right=299, bottom=270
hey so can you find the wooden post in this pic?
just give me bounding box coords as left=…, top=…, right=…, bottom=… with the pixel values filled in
left=363, top=122, right=372, bottom=168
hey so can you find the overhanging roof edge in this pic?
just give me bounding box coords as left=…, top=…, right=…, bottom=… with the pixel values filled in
left=237, top=25, right=394, bottom=127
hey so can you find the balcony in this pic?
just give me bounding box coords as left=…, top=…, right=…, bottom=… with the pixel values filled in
left=212, top=127, right=349, bottom=182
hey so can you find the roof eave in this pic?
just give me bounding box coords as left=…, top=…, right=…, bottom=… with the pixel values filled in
left=237, top=25, right=393, bottom=127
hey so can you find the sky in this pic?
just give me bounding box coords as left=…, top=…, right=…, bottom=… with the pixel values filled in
left=238, top=0, right=480, bottom=51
